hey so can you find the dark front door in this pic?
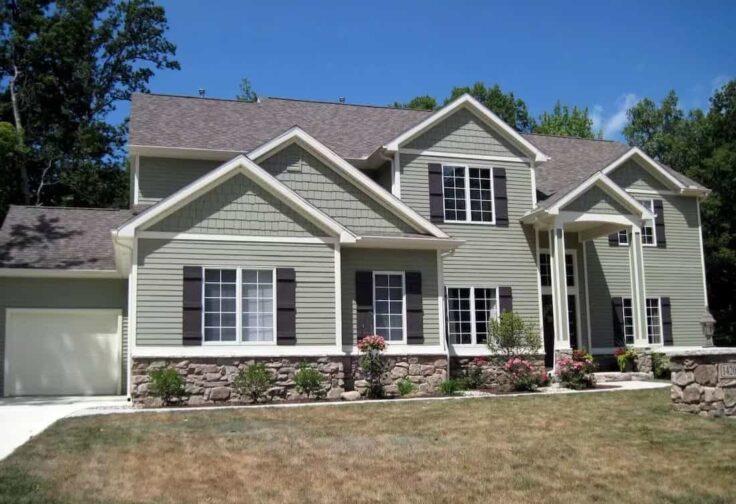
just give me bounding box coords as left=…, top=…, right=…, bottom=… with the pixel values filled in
left=542, top=294, right=554, bottom=367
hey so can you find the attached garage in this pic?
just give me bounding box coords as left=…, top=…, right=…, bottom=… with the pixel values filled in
left=3, top=309, right=122, bottom=396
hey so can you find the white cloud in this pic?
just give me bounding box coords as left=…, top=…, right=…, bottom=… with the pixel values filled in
left=591, top=94, right=639, bottom=140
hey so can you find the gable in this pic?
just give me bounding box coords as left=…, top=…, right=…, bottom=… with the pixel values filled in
left=258, top=144, right=416, bottom=236
left=405, top=108, right=525, bottom=158
left=607, top=159, right=670, bottom=192
left=147, top=174, right=326, bottom=237
left=561, top=185, right=632, bottom=215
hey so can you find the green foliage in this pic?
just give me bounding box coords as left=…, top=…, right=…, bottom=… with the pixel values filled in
left=534, top=101, right=601, bottom=138
left=614, top=347, right=637, bottom=372
left=557, top=351, right=597, bottom=390
left=397, top=378, right=416, bottom=396
left=446, top=82, right=535, bottom=132
left=233, top=363, right=273, bottom=403
left=438, top=378, right=464, bottom=396
left=236, top=77, right=258, bottom=102
left=504, top=357, right=549, bottom=392
left=459, top=357, right=487, bottom=389
left=293, top=362, right=325, bottom=399
left=358, top=337, right=387, bottom=398
left=487, top=311, right=541, bottom=357
left=148, top=367, right=185, bottom=405
left=652, top=353, right=671, bottom=380
left=623, top=82, right=736, bottom=344
left=392, top=94, right=437, bottom=111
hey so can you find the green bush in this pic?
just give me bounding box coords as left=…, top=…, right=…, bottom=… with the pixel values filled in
left=294, top=362, right=325, bottom=399
left=439, top=379, right=464, bottom=396
left=397, top=379, right=416, bottom=396
left=460, top=357, right=488, bottom=389
left=487, top=311, right=541, bottom=357
left=233, top=363, right=273, bottom=403
left=148, top=367, right=185, bottom=405
left=652, top=353, right=671, bottom=379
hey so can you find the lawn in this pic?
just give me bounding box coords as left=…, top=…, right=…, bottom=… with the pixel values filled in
left=1, top=389, right=735, bottom=504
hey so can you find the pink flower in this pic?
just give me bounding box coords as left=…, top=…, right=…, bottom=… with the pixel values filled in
left=357, top=335, right=386, bottom=352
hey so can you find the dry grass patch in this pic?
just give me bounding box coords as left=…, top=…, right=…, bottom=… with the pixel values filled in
left=1, top=389, right=735, bottom=504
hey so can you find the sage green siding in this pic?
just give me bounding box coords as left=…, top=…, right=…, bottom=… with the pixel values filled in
left=138, top=157, right=222, bottom=205
left=259, top=144, right=415, bottom=236
left=607, top=159, right=670, bottom=192
left=561, top=185, right=631, bottom=215
left=136, top=239, right=336, bottom=346
left=340, top=248, right=439, bottom=346
left=0, top=278, right=128, bottom=396
left=406, top=108, right=524, bottom=158
left=149, top=174, right=325, bottom=237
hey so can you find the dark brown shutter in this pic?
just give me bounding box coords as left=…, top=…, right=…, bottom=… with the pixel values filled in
left=405, top=272, right=423, bottom=344
left=609, top=233, right=620, bottom=247
left=428, top=163, right=444, bottom=223
left=611, top=297, right=624, bottom=347
left=356, top=271, right=374, bottom=338
left=493, top=168, right=509, bottom=226
left=654, top=199, right=666, bottom=248
left=182, top=266, right=203, bottom=346
left=498, top=287, right=513, bottom=313
left=276, top=268, right=296, bottom=345
left=661, top=297, right=673, bottom=345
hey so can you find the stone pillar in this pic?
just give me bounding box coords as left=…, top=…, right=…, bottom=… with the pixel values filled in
left=628, top=226, right=648, bottom=347
left=549, top=227, right=570, bottom=350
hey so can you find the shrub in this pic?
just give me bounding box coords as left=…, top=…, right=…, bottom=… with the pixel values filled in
left=148, top=367, right=185, bottom=405
left=460, top=356, right=487, bottom=389
left=613, top=347, right=637, bottom=372
left=397, top=379, right=416, bottom=397
left=557, top=350, right=597, bottom=390
left=233, top=363, right=273, bottom=403
left=487, top=312, right=541, bottom=357
left=652, top=353, right=671, bottom=379
left=439, top=378, right=464, bottom=396
left=504, top=357, right=548, bottom=391
left=294, top=362, right=325, bottom=399
left=358, top=335, right=387, bottom=398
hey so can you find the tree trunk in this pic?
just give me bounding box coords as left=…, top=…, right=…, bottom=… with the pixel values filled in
left=10, top=65, right=31, bottom=205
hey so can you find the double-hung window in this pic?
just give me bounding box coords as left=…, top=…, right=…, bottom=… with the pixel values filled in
left=639, top=199, right=657, bottom=246
left=617, top=229, right=629, bottom=246
left=442, top=165, right=494, bottom=223
left=446, top=287, right=498, bottom=345
left=374, top=272, right=405, bottom=342
left=203, top=267, right=275, bottom=344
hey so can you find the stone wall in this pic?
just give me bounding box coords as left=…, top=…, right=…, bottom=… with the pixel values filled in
left=355, top=355, right=447, bottom=397
left=670, top=349, right=736, bottom=417
left=451, top=355, right=545, bottom=392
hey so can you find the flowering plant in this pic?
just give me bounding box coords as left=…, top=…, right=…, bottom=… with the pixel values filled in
left=358, top=335, right=387, bottom=398
left=504, top=357, right=547, bottom=391
left=357, top=335, right=386, bottom=352
left=572, top=349, right=594, bottom=363
left=613, top=347, right=636, bottom=372
left=557, top=354, right=596, bottom=390
left=461, top=356, right=488, bottom=389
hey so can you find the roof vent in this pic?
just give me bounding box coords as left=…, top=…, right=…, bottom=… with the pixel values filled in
left=338, top=97, right=345, bottom=104
left=198, top=88, right=206, bottom=98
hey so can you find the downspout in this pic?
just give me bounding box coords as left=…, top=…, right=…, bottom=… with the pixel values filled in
left=378, top=149, right=398, bottom=197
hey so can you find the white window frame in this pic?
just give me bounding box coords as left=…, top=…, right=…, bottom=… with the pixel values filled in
left=441, top=164, right=496, bottom=225
left=622, top=297, right=634, bottom=344
left=446, top=286, right=499, bottom=346
left=617, top=229, right=629, bottom=246
left=372, top=271, right=407, bottom=344
left=201, top=266, right=277, bottom=346
left=639, top=198, right=657, bottom=247
left=646, top=297, right=664, bottom=345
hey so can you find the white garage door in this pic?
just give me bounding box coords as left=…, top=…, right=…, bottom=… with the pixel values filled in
left=4, top=309, right=121, bottom=396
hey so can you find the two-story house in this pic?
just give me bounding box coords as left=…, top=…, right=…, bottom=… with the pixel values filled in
left=0, top=93, right=710, bottom=400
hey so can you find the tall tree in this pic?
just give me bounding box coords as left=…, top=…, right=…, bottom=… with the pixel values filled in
left=624, top=85, right=736, bottom=344
left=391, top=94, right=436, bottom=111
left=236, top=77, right=257, bottom=102
left=0, top=0, right=179, bottom=210
left=446, top=82, right=535, bottom=133
left=534, top=101, right=601, bottom=138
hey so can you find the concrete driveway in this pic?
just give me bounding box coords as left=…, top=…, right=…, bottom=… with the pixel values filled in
left=0, top=396, right=128, bottom=460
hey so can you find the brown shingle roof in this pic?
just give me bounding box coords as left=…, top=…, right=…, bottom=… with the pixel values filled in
left=0, top=206, right=134, bottom=270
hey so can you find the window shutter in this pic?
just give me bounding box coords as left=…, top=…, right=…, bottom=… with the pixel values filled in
left=498, top=287, right=513, bottom=313
left=654, top=199, right=666, bottom=248
left=276, top=268, right=296, bottom=345
left=428, top=163, right=444, bottom=223
left=493, top=168, right=509, bottom=227
left=661, top=297, right=673, bottom=345
left=608, top=233, right=620, bottom=247
left=405, top=271, right=424, bottom=344
left=611, top=297, right=624, bottom=346
left=355, top=271, right=374, bottom=338
left=182, top=266, right=203, bottom=346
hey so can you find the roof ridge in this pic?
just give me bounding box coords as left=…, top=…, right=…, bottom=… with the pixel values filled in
left=524, top=132, right=622, bottom=144
left=9, top=204, right=128, bottom=212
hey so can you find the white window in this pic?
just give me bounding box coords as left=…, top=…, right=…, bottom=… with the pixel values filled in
left=639, top=199, right=657, bottom=246
left=442, top=165, right=494, bottom=223
left=646, top=298, right=663, bottom=344
left=539, top=254, right=551, bottom=287
left=374, top=272, right=405, bottom=342
left=203, top=267, right=276, bottom=345
left=617, top=229, right=629, bottom=246
left=622, top=298, right=634, bottom=344
left=446, top=287, right=498, bottom=345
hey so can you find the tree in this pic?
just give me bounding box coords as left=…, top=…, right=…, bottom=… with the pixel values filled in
left=236, top=77, right=257, bottom=102
left=534, top=101, right=601, bottom=138
left=0, top=0, right=179, bottom=210
left=391, top=94, right=436, bottom=111
left=446, top=82, right=535, bottom=133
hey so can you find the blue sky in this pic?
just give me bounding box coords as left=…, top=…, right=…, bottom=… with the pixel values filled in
left=124, top=0, right=735, bottom=140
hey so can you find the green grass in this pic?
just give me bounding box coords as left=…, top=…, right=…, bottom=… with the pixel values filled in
left=1, top=389, right=735, bottom=503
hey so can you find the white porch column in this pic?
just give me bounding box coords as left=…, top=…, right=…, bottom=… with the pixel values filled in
left=628, top=226, right=648, bottom=347
left=549, top=227, right=570, bottom=349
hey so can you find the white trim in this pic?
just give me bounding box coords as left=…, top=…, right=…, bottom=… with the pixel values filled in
left=625, top=188, right=679, bottom=196
left=440, top=163, right=496, bottom=225
left=436, top=250, right=446, bottom=352
left=247, top=127, right=448, bottom=238
left=530, top=161, right=538, bottom=207
left=372, top=271, right=407, bottom=344
left=637, top=198, right=657, bottom=247
left=0, top=268, right=123, bottom=279
left=129, top=144, right=241, bottom=161
left=535, top=228, right=544, bottom=345
left=132, top=344, right=449, bottom=358
left=334, top=243, right=342, bottom=349
left=133, top=154, right=140, bottom=205
left=645, top=297, right=664, bottom=346
left=540, top=246, right=581, bottom=349
left=138, top=231, right=336, bottom=245
left=445, top=285, right=499, bottom=347
left=601, top=147, right=687, bottom=191
left=348, top=235, right=464, bottom=251
left=392, top=151, right=401, bottom=197
left=116, top=155, right=355, bottom=242
left=345, top=345, right=447, bottom=356
left=383, top=94, right=550, bottom=163
left=398, top=148, right=529, bottom=164
left=127, top=238, right=138, bottom=399
left=696, top=199, right=709, bottom=306
left=583, top=241, right=593, bottom=352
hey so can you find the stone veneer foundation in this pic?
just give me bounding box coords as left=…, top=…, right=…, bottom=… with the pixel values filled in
left=451, top=355, right=545, bottom=392
left=669, top=348, right=736, bottom=417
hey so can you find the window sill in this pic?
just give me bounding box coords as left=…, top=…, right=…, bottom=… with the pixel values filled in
left=442, top=221, right=497, bottom=226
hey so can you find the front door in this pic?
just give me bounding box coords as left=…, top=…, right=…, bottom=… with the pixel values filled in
left=542, top=295, right=554, bottom=367
left=540, top=250, right=581, bottom=367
